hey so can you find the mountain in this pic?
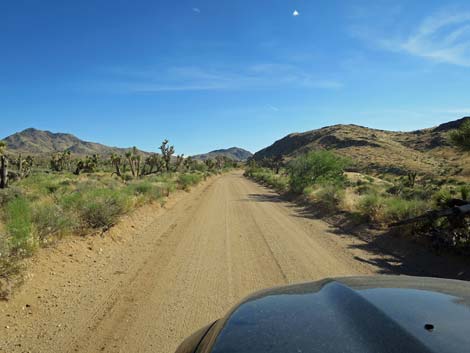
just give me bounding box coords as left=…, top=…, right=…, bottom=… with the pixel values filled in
left=253, top=117, right=470, bottom=177
left=192, top=147, right=252, bottom=161
left=1, top=128, right=143, bottom=156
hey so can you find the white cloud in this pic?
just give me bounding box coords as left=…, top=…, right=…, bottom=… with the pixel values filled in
left=356, top=9, right=470, bottom=67
left=267, top=105, right=280, bottom=112
left=293, top=10, right=299, bottom=17
left=192, top=8, right=201, bottom=14
left=100, top=64, right=343, bottom=93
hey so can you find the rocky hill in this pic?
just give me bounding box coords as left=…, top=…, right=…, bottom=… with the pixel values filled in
left=192, top=147, right=252, bottom=161
left=1, top=128, right=143, bottom=156
left=253, top=117, right=470, bottom=178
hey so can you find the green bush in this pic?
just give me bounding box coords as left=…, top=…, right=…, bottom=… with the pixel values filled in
left=315, top=184, right=345, bottom=211
left=449, top=119, right=470, bottom=151
left=60, top=189, right=131, bottom=229
left=80, top=189, right=131, bottom=228
left=383, top=198, right=429, bottom=223
left=358, top=192, right=385, bottom=223
left=5, top=198, right=35, bottom=254
left=433, top=189, right=453, bottom=208
left=288, top=151, right=349, bottom=193
left=0, top=187, right=23, bottom=207
left=245, top=167, right=289, bottom=191
left=127, top=180, right=153, bottom=195
left=18, top=173, right=66, bottom=197
left=32, top=202, right=76, bottom=241
left=178, top=173, right=203, bottom=191
left=126, top=180, right=167, bottom=204
left=459, top=185, right=470, bottom=200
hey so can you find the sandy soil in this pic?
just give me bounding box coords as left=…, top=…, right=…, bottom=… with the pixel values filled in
left=0, top=171, right=467, bottom=353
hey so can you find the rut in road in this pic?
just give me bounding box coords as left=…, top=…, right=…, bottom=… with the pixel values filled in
left=76, top=172, right=381, bottom=353
left=1, top=172, right=391, bottom=353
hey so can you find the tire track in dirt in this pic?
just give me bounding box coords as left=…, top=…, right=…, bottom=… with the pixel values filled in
left=2, top=172, right=398, bottom=353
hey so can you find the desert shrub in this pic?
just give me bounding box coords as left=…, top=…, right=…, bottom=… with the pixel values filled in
left=303, top=186, right=315, bottom=196
left=5, top=198, right=36, bottom=254
left=433, top=189, right=453, bottom=208
left=80, top=189, right=131, bottom=228
left=459, top=185, right=470, bottom=200
left=356, top=183, right=377, bottom=195
left=18, top=173, right=64, bottom=196
left=178, top=173, right=203, bottom=191
left=288, top=151, right=349, bottom=193
left=315, top=184, right=345, bottom=211
left=245, top=167, right=289, bottom=191
left=0, top=187, right=23, bottom=207
left=358, top=192, right=386, bottom=223
left=449, top=119, right=470, bottom=151
left=32, top=201, right=76, bottom=241
left=127, top=180, right=153, bottom=195
left=192, top=163, right=208, bottom=173
left=126, top=180, right=167, bottom=204
left=61, top=189, right=131, bottom=229
left=383, top=198, right=430, bottom=223
left=148, top=173, right=176, bottom=187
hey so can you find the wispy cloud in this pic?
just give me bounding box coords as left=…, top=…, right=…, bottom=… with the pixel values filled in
left=353, top=8, right=470, bottom=67
left=267, top=105, right=280, bottom=112
left=192, top=8, right=200, bottom=14
left=97, top=64, right=343, bottom=93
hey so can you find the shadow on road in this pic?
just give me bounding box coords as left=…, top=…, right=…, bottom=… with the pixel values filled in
left=247, top=182, right=470, bottom=281
left=246, top=193, right=285, bottom=203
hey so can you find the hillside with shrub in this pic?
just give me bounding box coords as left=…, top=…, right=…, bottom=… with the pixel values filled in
left=253, top=117, right=470, bottom=179
left=246, top=119, right=470, bottom=255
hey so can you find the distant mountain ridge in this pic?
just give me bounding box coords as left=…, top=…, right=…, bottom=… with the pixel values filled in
left=192, top=147, right=252, bottom=161
left=253, top=117, right=470, bottom=177
left=1, top=128, right=143, bottom=156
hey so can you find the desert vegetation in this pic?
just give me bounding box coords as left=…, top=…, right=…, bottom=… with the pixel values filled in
left=0, top=139, right=238, bottom=281
left=245, top=123, right=470, bottom=254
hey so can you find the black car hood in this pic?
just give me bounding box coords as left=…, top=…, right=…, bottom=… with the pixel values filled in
left=196, top=276, right=470, bottom=353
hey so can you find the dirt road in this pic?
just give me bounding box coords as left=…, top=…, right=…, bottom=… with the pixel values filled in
left=1, top=172, right=463, bottom=353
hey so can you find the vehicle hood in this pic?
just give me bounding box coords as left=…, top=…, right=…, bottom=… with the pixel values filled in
left=199, top=276, right=470, bottom=353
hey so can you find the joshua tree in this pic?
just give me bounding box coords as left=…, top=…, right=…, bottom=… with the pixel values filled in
left=74, top=155, right=98, bottom=175
left=183, top=156, right=195, bottom=171
left=271, top=155, right=284, bottom=174
left=0, top=141, right=8, bottom=189
left=125, top=147, right=141, bottom=178
left=50, top=150, right=71, bottom=172
left=215, top=155, right=225, bottom=169
left=175, top=154, right=184, bottom=172
left=110, top=153, right=122, bottom=177
left=204, top=159, right=215, bottom=170
left=13, top=154, right=33, bottom=179
left=142, top=153, right=164, bottom=175
left=160, top=139, right=175, bottom=172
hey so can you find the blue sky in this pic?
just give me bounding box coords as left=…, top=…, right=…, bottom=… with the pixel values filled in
left=1, top=0, right=470, bottom=155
